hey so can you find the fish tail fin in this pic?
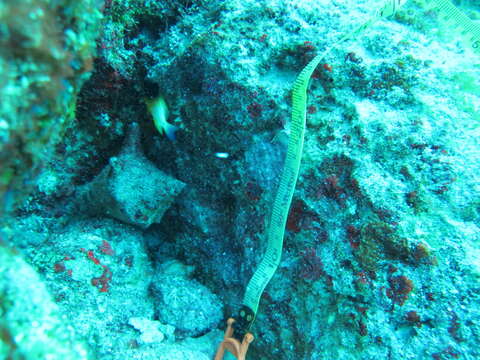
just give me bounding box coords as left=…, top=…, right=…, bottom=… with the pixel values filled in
left=164, top=123, right=179, bottom=141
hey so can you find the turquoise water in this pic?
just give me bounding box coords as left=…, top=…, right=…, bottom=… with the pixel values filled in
left=0, top=1, right=479, bottom=359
